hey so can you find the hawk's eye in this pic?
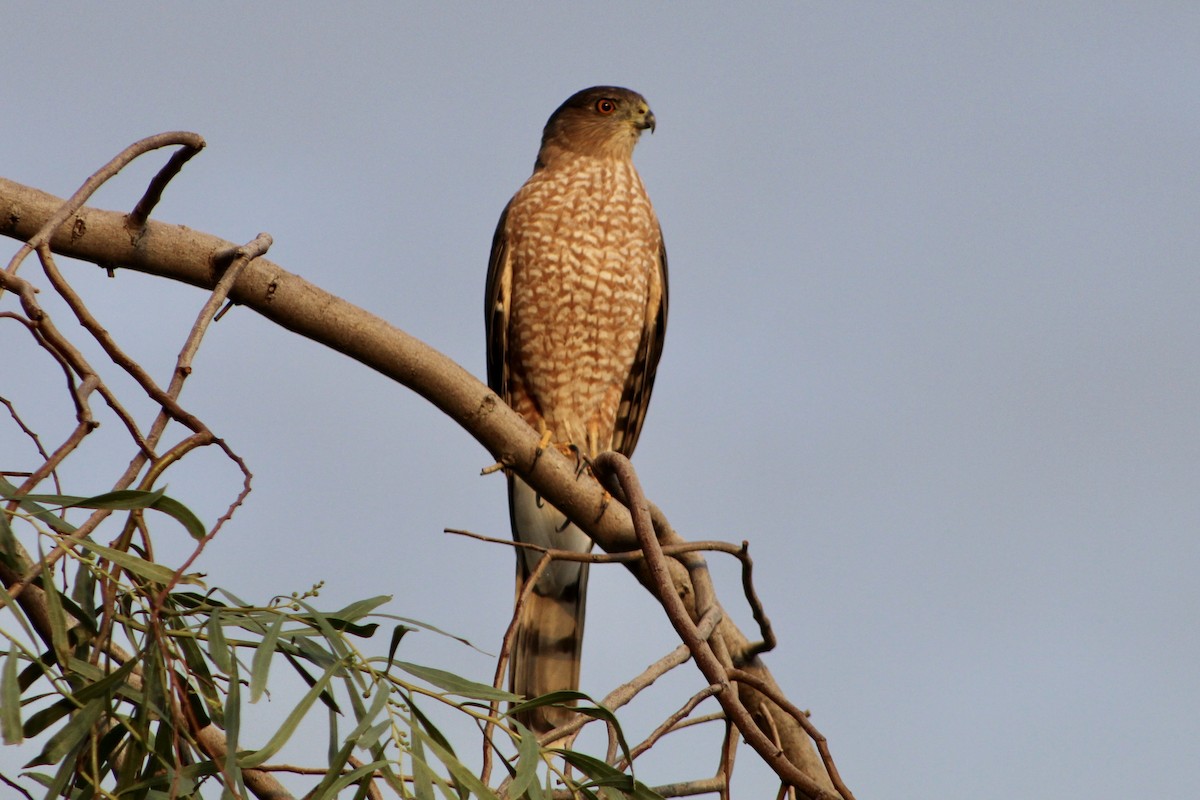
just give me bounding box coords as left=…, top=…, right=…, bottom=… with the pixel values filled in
left=595, top=98, right=617, bottom=115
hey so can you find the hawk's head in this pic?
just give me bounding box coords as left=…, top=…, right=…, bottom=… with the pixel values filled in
left=538, top=86, right=655, bottom=164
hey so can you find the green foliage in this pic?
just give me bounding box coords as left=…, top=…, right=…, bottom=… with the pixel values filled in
left=0, top=484, right=659, bottom=799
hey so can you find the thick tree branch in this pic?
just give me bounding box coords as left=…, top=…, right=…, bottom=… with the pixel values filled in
left=0, top=175, right=844, bottom=797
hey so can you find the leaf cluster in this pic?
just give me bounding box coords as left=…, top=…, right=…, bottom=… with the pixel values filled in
left=0, top=485, right=655, bottom=799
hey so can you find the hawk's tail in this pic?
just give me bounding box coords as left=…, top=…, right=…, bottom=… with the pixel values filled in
left=508, top=477, right=592, bottom=735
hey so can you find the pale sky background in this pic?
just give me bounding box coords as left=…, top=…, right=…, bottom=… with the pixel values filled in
left=3, top=4, right=1198, bottom=798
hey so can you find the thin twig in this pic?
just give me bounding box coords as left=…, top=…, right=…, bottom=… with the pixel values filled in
left=738, top=540, right=776, bottom=658
left=719, top=718, right=738, bottom=800
left=446, top=526, right=746, bottom=562
left=616, top=684, right=723, bottom=769
left=127, top=139, right=206, bottom=228
left=0, top=396, right=62, bottom=495
left=669, top=711, right=726, bottom=733
left=36, top=243, right=208, bottom=436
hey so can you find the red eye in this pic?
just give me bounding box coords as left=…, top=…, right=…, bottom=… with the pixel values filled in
left=595, top=98, right=617, bottom=114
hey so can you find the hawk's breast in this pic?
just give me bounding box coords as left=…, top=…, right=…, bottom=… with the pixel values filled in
left=504, top=154, right=659, bottom=451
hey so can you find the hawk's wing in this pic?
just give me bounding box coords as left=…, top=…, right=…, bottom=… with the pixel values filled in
left=485, top=200, right=513, bottom=402
left=611, top=227, right=668, bottom=456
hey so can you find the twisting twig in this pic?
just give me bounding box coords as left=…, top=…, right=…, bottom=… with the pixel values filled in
left=0, top=269, right=149, bottom=456
left=738, top=541, right=776, bottom=657
left=127, top=139, right=206, bottom=229
left=1, top=182, right=253, bottom=612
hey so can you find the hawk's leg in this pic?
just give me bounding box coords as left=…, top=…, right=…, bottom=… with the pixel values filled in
left=529, top=421, right=556, bottom=471
left=536, top=423, right=554, bottom=455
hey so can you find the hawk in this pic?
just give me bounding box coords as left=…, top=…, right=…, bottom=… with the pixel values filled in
left=485, top=86, right=668, bottom=733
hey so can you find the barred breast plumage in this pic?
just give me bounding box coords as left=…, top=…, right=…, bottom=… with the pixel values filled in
left=504, top=154, right=659, bottom=456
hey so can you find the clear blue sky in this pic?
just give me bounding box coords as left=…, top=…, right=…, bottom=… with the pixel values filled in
left=3, top=5, right=1198, bottom=797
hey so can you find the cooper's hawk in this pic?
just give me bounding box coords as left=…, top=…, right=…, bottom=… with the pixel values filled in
left=485, top=86, right=668, bottom=733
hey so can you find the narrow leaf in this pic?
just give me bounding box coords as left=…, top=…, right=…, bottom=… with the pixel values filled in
left=224, top=656, right=243, bottom=795
left=249, top=614, right=284, bottom=703
left=294, top=614, right=379, bottom=638
left=0, top=498, right=20, bottom=568
left=69, top=537, right=178, bottom=585
left=19, top=487, right=205, bottom=539
left=386, top=623, right=413, bottom=670
left=409, top=720, right=436, bottom=800
left=508, top=724, right=541, bottom=799
left=149, top=493, right=207, bottom=540
left=394, top=661, right=516, bottom=701
left=1, top=646, right=22, bottom=744
left=21, top=695, right=74, bottom=738
left=342, top=684, right=391, bottom=747
left=39, top=559, right=70, bottom=665
left=0, top=478, right=77, bottom=535
left=319, top=758, right=392, bottom=799
left=0, top=581, right=36, bottom=643
left=279, top=649, right=341, bottom=714
left=553, top=750, right=663, bottom=800
left=306, top=737, right=356, bottom=800
left=332, top=595, right=393, bottom=621
left=69, top=555, right=97, bottom=630
left=37, top=487, right=167, bottom=510
left=207, top=611, right=233, bottom=674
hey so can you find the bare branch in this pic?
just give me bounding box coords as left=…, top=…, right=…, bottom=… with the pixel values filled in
left=0, top=171, right=848, bottom=797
